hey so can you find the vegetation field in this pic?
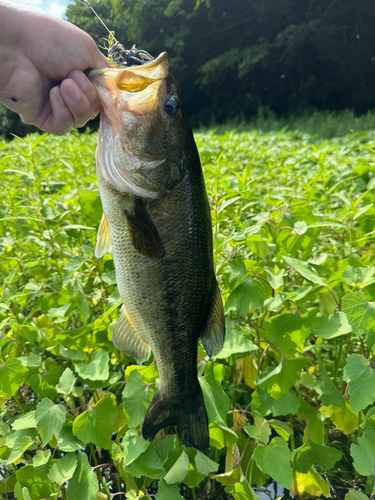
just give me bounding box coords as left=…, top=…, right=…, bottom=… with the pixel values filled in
left=0, top=128, right=374, bottom=500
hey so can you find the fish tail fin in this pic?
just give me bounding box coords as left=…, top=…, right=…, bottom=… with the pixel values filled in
left=142, top=387, right=209, bottom=452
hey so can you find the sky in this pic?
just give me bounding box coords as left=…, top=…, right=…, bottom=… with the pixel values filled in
left=9, top=0, right=70, bottom=18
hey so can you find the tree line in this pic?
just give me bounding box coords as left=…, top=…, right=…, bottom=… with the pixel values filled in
left=1, top=0, right=375, bottom=136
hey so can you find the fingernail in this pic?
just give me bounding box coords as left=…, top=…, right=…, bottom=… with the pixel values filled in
left=73, top=71, right=89, bottom=91
left=51, top=86, right=64, bottom=106
left=65, top=81, right=81, bottom=101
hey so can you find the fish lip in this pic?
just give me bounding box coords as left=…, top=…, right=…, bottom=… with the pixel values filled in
left=87, top=51, right=168, bottom=79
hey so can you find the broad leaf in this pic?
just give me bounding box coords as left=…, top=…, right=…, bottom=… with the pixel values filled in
left=311, top=312, right=352, bottom=339
left=73, top=395, right=117, bottom=449
left=0, top=358, right=27, bottom=397
left=164, top=450, right=190, bottom=484
left=341, top=292, right=375, bottom=336
left=122, top=429, right=150, bottom=467
left=255, top=357, right=310, bottom=400
left=35, top=398, right=67, bottom=446
left=292, top=438, right=342, bottom=473
left=283, top=256, right=324, bottom=285
left=350, top=427, right=375, bottom=476
left=344, top=354, right=375, bottom=413
left=75, top=351, right=109, bottom=381
left=224, top=276, right=270, bottom=315
left=56, top=367, right=77, bottom=394
left=122, top=370, right=151, bottom=428
left=66, top=453, right=98, bottom=500
left=48, top=452, right=78, bottom=485
left=253, top=437, right=292, bottom=489
left=213, top=321, right=257, bottom=359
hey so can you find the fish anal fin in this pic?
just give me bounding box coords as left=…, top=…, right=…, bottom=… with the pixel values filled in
left=95, top=212, right=111, bottom=258
left=113, top=308, right=151, bottom=362
left=201, top=281, right=225, bottom=357
left=125, top=200, right=165, bottom=259
left=142, top=387, right=209, bottom=452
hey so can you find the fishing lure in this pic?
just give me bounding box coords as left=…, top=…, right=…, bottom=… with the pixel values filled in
left=79, top=0, right=154, bottom=66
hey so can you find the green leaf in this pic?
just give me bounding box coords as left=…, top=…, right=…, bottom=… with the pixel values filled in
left=315, top=358, right=346, bottom=407
left=298, top=397, right=324, bottom=444
left=164, top=449, right=190, bottom=484
left=122, top=370, right=151, bottom=428
left=18, top=354, right=42, bottom=367
left=66, top=453, right=99, bottom=500
left=0, top=358, right=27, bottom=397
left=47, top=303, right=71, bottom=318
left=268, top=419, right=292, bottom=441
left=224, top=276, right=270, bottom=315
left=6, top=435, right=33, bottom=465
left=251, top=387, right=300, bottom=416
left=73, top=394, right=117, bottom=449
left=342, top=265, right=375, bottom=288
left=156, top=479, right=184, bottom=500
left=122, top=429, right=150, bottom=467
left=293, top=221, right=308, bottom=235
left=225, top=480, right=261, bottom=500
left=222, top=259, right=247, bottom=290
left=253, top=437, right=292, bottom=489
left=320, top=401, right=359, bottom=435
left=262, top=312, right=303, bottom=357
left=194, top=451, right=219, bottom=475
left=212, top=321, right=257, bottom=359
left=255, top=357, right=310, bottom=400
left=48, top=452, right=78, bottom=485
left=35, top=398, right=67, bottom=446
left=344, top=354, right=375, bottom=413
left=341, top=292, right=375, bottom=336
left=16, top=464, right=58, bottom=500
left=283, top=256, right=324, bottom=285
left=265, top=266, right=287, bottom=290
left=63, top=256, right=86, bottom=287
left=75, top=351, right=109, bottom=381
left=56, top=367, right=77, bottom=394
left=293, top=438, right=342, bottom=473
left=13, top=411, right=36, bottom=430
left=57, top=425, right=85, bottom=452
left=124, top=443, right=165, bottom=479
left=350, top=427, right=375, bottom=476
left=345, top=490, right=371, bottom=500
left=311, top=312, right=352, bottom=339
left=29, top=364, right=64, bottom=399
left=32, top=449, right=51, bottom=467
left=200, top=363, right=230, bottom=425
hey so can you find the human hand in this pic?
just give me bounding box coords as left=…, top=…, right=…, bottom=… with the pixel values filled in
left=0, top=1, right=109, bottom=135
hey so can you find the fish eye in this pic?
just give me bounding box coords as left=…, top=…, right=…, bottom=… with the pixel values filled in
left=164, top=97, right=179, bottom=116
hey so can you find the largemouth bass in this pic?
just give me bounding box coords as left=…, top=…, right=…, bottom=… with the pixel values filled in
left=89, top=52, right=225, bottom=452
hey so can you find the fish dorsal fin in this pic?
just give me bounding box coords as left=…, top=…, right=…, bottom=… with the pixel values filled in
left=201, top=282, right=225, bottom=357
left=125, top=200, right=165, bottom=259
left=113, top=307, right=151, bottom=362
left=95, top=212, right=111, bottom=258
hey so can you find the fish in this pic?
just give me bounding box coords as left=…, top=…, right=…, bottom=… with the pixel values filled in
left=89, top=52, right=225, bottom=452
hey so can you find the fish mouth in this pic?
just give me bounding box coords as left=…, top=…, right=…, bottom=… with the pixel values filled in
left=88, top=52, right=169, bottom=85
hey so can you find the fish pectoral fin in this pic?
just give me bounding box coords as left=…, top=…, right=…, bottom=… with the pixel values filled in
left=201, top=281, right=225, bottom=357
left=112, top=309, right=151, bottom=362
left=95, top=212, right=112, bottom=258
left=125, top=200, right=165, bottom=259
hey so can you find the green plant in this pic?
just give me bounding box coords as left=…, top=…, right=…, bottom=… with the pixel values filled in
left=0, top=128, right=374, bottom=499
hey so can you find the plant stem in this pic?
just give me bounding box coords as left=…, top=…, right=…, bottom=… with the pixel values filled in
left=289, top=414, right=295, bottom=451
left=13, top=393, right=25, bottom=414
